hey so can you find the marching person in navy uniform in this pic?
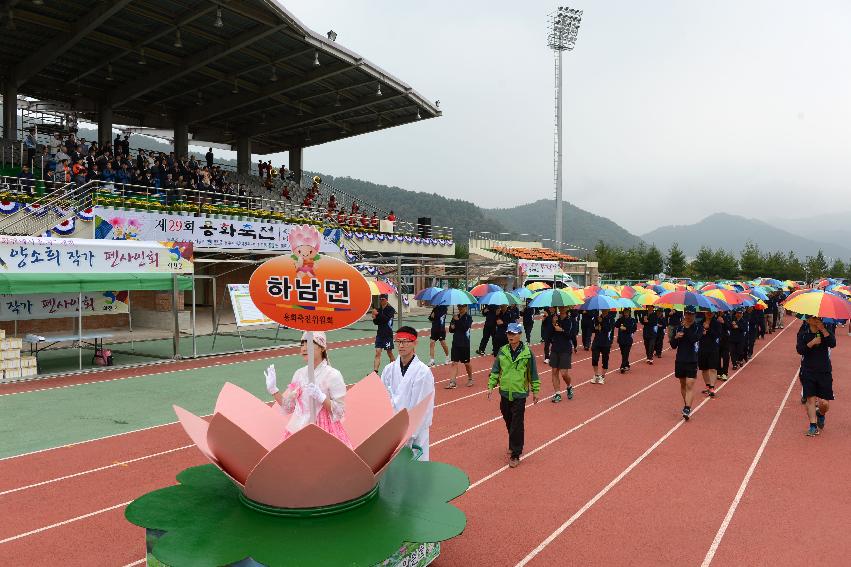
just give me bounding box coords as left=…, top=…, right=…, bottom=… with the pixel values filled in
left=670, top=307, right=704, bottom=420
left=591, top=310, right=616, bottom=384
left=427, top=304, right=449, bottom=367
left=642, top=308, right=658, bottom=364
left=797, top=316, right=836, bottom=436
left=372, top=294, right=397, bottom=373
left=615, top=308, right=637, bottom=373
left=698, top=311, right=723, bottom=398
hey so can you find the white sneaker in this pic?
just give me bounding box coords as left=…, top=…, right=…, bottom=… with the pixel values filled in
left=544, top=358, right=550, bottom=364
left=591, top=375, right=599, bottom=384
left=598, top=374, right=605, bottom=384
left=428, top=359, right=435, bottom=367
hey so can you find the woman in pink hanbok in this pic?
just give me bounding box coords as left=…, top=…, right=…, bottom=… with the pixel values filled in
left=265, top=331, right=352, bottom=447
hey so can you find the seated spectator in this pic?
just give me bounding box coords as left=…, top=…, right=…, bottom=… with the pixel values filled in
left=360, top=211, right=369, bottom=227
left=370, top=212, right=379, bottom=229
left=336, top=210, right=347, bottom=225
left=72, top=159, right=87, bottom=185
left=115, top=162, right=131, bottom=187
left=54, top=159, right=71, bottom=184
left=351, top=201, right=359, bottom=214
left=281, top=185, right=291, bottom=200
left=16, top=164, right=36, bottom=194
left=328, top=194, right=337, bottom=211
left=387, top=210, right=396, bottom=222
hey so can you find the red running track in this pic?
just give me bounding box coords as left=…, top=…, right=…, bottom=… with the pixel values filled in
left=2, top=317, right=850, bottom=567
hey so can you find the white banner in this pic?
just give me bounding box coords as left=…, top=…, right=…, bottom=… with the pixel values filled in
left=93, top=207, right=341, bottom=253
left=518, top=260, right=564, bottom=279
left=228, top=284, right=276, bottom=327
left=0, top=236, right=193, bottom=274
left=0, top=291, right=130, bottom=321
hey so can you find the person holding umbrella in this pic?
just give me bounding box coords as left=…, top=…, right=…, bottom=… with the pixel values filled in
left=615, top=307, right=637, bottom=373
left=716, top=310, right=731, bottom=381
left=729, top=310, right=747, bottom=369
left=446, top=304, right=474, bottom=389
left=427, top=303, right=449, bottom=367
left=491, top=305, right=509, bottom=356
left=521, top=300, right=535, bottom=344
left=654, top=307, right=668, bottom=359
left=591, top=309, right=616, bottom=384
left=580, top=310, right=594, bottom=350
left=476, top=304, right=497, bottom=356
left=550, top=306, right=576, bottom=402
left=487, top=323, right=541, bottom=468
left=670, top=306, right=704, bottom=420
left=797, top=316, right=836, bottom=436
left=699, top=311, right=723, bottom=398
left=541, top=306, right=555, bottom=364
left=641, top=308, right=658, bottom=365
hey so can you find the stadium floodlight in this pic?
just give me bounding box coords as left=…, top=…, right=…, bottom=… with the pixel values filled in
left=137, top=47, right=146, bottom=65
left=214, top=7, right=223, bottom=28
left=416, top=109, right=421, bottom=120
left=106, top=64, right=114, bottom=81
left=231, top=78, right=239, bottom=94
left=173, top=28, right=183, bottom=48
left=547, top=6, right=582, bottom=251
left=376, top=82, right=382, bottom=97
left=335, top=92, right=341, bottom=107
left=314, top=51, right=321, bottom=66
left=196, top=90, right=203, bottom=106
left=305, top=128, right=312, bottom=141
left=270, top=66, right=278, bottom=82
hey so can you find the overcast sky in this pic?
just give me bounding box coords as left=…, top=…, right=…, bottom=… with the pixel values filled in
left=257, top=0, right=851, bottom=235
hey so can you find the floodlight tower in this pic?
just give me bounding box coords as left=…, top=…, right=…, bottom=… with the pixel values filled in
left=547, top=6, right=582, bottom=251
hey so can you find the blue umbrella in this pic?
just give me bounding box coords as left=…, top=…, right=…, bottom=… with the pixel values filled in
left=614, top=297, right=638, bottom=309
left=479, top=291, right=522, bottom=305
left=748, top=288, right=769, bottom=301
left=705, top=296, right=733, bottom=312
left=414, top=287, right=444, bottom=301
left=431, top=288, right=478, bottom=306
left=509, top=287, right=533, bottom=299
left=600, top=288, right=619, bottom=297
left=579, top=295, right=620, bottom=311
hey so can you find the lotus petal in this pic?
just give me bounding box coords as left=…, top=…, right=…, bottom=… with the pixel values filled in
left=173, top=405, right=217, bottom=464
left=206, top=413, right=268, bottom=485
left=213, top=382, right=289, bottom=451
left=354, top=409, right=409, bottom=473
left=342, top=373, right=395, bottom=447
left=245, top=424, right=376, bottom=508
left=403, top=392, right=434, bottom=442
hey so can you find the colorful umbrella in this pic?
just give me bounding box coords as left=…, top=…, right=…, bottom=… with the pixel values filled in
left=469, top=283, right=503, bottom=297
left=705, top=296, right=733, bottom=311
left=414, top=287, right=444, bottom=301
left=613, top=297, right=638, bottom=309
left=760, top=278, right=783, bottom=287
left=528, top=289, right=584, bottom=308
left=583, top=285, right=603, bottom=296
left=782, top=290, right=851, bottom=319
left=478, top=291, right=522, bottom=305
left=366, top=278, right=396, bottom=296
left=509, top=287, right=534, bottom=299
left=633, top=293, right=659, bottom=307
left=431, top=288, right=478, bottom=306
left=579, top=295, right=620, bottom=311
left=655, top=290, right=716, bottom=311
left=525, top=281, right=551, bottom=291
left=747, top=288, right=770, bottom=301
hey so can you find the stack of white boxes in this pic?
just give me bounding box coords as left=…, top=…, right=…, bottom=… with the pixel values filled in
left=0, top=331, right=36, bottom=381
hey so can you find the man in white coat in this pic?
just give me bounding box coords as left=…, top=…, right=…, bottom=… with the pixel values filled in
left=380, top=326, right=435, bottom=460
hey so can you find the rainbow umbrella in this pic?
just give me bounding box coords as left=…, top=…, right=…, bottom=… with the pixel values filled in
left=702, top=288, right=749, bottom=306
left=366, top=278, right=396, bottom=296
left=600, top=288, right=619, bottom=297
left=582, top=285, right=603, bottom=296
left=760, top=278, right=783, bottom=287
left=470, top=283, right=502, bottom=297
left=479, top=290, right=522, bottom=306
left=432, top=288, right=478, bottom=306
left=747, top=287, right=770, bottom=301
left=525, top=281, right=551, bottom=291
left=614, top=297, right=638, bottom=310
left=782, top=280, right=800, bottom=290
left=633, top=293, right=659, bottom=307
left=783, top=290, right=851, bottom=319
left=705, top=296, right=733, bottom=311
left=414, top=287, right=444, bottom=301
left=579, top=294, right=620, bottom=311
left=528, top=289, right=584, bottom=308
left=655, top=290, right=716, bottom=311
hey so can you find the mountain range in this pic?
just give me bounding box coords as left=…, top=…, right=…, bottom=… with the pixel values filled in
left=641, top=212, right=851, bottom=260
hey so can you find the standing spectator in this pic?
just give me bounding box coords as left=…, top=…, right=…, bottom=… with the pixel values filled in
left=121, top=135, right=130, bottom=158
left=370, top=212, right=379, bottom=230
left=446, top=304, right=474, bottom=389
left=23, top=127, right=37, bottom=168
left=48, top=133, right=62, bottom=158
left=16, top=164, right=36, bottom=194
left=487, top=323, right=540, bottom=469
left=372, top=294, right=397, bottom=373
left=387, top=210, right=396, bottom=222
left=205, top=147, right=214, bottom=169
left=797, top=316, right=836, bottom=436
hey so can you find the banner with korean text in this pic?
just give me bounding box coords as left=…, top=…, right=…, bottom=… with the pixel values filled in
left=92, top=207, right=341, bottom=253
left=0, top=235, right=193, bottom=274
left=0, top=291, right=130, bottom=321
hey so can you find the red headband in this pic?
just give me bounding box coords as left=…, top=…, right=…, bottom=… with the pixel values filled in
left=396, top=331, right=417, bottom=342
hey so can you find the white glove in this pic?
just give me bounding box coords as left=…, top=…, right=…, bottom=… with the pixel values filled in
left=264, top=365, right=278, bottom=395
left=303, top=382, right=327, bottom=405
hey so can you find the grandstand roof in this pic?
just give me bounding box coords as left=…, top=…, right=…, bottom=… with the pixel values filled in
left=0, top=0, right=440, bottom=154
left=493, top=246, right=581, bottom=262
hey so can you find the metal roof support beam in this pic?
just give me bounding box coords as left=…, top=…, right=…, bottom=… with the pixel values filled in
left=14, top=0, right=133, bottom=87
left=186, top=62, right=354, bottom=123
left=110, top=23, right=287, bottom=107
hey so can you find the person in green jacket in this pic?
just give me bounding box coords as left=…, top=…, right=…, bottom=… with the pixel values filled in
left=487, top=323, right=540, bottom=468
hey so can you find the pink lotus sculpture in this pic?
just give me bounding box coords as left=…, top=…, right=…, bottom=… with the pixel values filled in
left=174, top=373, right=432, bottom=509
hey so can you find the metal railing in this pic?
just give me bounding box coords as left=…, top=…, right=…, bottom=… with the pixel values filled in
left=0, top=177, right=93, bottom=236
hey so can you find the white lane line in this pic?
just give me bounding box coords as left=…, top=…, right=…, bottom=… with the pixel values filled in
left=0, top=446, right=194, bottom=497
left=700, top=370, right=798, bottom=566
left=121, top=560, right=146, bottom=567
left=0, top=500, right=133, bottom=545
left=513, top=324, right=791, bottom=567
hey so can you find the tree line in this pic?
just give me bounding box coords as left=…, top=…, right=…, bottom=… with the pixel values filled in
left=595, top=240, right=848, bottom=282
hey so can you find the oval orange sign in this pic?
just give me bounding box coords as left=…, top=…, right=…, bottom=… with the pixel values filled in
left=249, top=252, right=372, bottom=332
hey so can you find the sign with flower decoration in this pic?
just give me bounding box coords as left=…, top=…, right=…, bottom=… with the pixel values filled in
left=249, top=225, right=370, bottom=332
